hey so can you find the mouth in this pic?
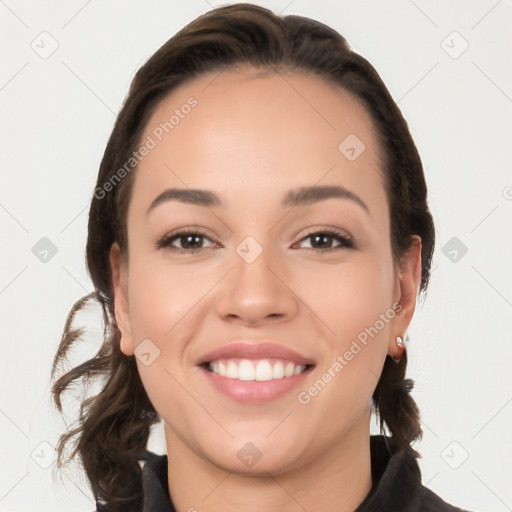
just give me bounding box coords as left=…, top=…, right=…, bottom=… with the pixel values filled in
left=202, top=358, right=314, bottom=381
left=196, top=342, right=316, bottom=403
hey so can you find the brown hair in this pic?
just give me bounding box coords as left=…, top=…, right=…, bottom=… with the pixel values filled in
left=51, top=3, right=434, bottom=510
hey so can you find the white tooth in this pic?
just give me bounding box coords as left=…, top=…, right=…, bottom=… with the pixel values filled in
left=293, top=364, right=303, bottom=376
left=238, top=359, right=255, bottom=381
left=284, top=361, right=295, bottom=377
left=218, top=361, right=226, bottom=377
left=272, top=361, right=285, bottom=379
left=211, top=359, right=305, bottom=380
left=226, top=360, right=238, bottom=378
left=255, top=360, right=273, bottom=381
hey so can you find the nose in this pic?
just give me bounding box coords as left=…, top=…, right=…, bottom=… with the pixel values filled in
left=214, top=240, right=299, bottom=327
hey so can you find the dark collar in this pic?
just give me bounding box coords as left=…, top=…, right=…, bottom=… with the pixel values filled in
left=138, top=435, right=469, bottom=512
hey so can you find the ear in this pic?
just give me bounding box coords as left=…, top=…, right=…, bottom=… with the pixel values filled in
left=388, top=235, right=422, bottom=359
left=110, top=242, right=134, bottom=356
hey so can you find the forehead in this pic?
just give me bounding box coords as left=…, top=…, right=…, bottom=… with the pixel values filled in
left=131, top=67, right=386, bottom=214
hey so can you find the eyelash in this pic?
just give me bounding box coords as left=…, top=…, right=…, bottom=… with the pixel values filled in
left=155, top=227, right=355, bottom=254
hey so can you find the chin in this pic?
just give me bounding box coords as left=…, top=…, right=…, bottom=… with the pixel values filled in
left=198, top=431, right=308, bottom=476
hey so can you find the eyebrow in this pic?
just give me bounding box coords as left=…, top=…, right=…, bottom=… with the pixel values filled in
left=146, top=185, right=369, bottom=215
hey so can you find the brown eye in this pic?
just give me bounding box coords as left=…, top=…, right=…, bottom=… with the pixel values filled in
left=156, top=229, right=217, bottom=252
left=297, top=229, right=354, bottom=252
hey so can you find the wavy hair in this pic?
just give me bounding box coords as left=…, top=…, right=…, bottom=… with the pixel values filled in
left=51, top=3, right=434, bottom=510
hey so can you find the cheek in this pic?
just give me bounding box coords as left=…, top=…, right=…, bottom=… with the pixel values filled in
left=303, top=250, right=395, bottom=395
left=302, top=250, right=396, bottom=343
left=294, top=254, right=395, bottom=428
left=125, top=257, right=208, bottom=418
left=124, top=253, right=224, bottom=406
left=127, top=256, right=210, bottom=341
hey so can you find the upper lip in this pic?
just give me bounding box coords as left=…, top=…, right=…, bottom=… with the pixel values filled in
left=197, top=342, right=316, bottom=366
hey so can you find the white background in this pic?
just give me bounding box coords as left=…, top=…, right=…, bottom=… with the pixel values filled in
left=1, top=1, right=511, bottom=511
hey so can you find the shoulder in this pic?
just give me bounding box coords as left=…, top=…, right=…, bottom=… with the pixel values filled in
left=364, top=436, right=476, bottom=512
left=93, top=450, right=169, bottom=512
left=417, top=483, right=475, bottom=512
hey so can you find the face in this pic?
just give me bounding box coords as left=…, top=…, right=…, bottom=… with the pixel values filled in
left=111, top=67, right=421, bottom=474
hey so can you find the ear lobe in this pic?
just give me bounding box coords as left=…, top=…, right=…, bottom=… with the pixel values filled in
left=110, top=242, right=134, bottom=356
left=388, top=235, right=422, bottom=358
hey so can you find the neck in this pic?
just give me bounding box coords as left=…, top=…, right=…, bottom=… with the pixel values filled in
left=165, top=418, right=373, bottom=512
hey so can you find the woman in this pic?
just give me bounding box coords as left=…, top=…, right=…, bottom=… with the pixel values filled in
left=51, top=4, right=472, bottom=511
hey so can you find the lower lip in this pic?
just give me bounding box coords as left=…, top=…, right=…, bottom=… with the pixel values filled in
left=199, top=365, right=313, bottom=404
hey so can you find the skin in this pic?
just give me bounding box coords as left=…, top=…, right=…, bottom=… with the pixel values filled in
left=110, top=67, right=422, bottom=512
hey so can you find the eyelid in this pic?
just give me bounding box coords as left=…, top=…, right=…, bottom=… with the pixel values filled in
left=155, top=227, right=218, bottom=251
left=299, top=226, right=353, bottom=242
left=156, top=225, right=356, bottom=253
left=294, top=227, right=355, bottom=250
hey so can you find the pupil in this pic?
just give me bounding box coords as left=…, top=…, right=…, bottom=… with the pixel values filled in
left=182, top=235, right=202, bottom=249
left=313, top=234, right=331, bottom=248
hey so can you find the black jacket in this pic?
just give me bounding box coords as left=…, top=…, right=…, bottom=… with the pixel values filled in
left=96, top=435, right=473, bottom=511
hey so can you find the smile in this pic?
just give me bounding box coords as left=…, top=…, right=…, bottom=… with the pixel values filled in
left=207, top=358, right=309, bottom=381
left=197, top=342, right=315, bottom=403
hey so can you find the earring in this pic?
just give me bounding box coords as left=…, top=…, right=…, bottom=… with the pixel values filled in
left=393, top=336, right=404, bottom=363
